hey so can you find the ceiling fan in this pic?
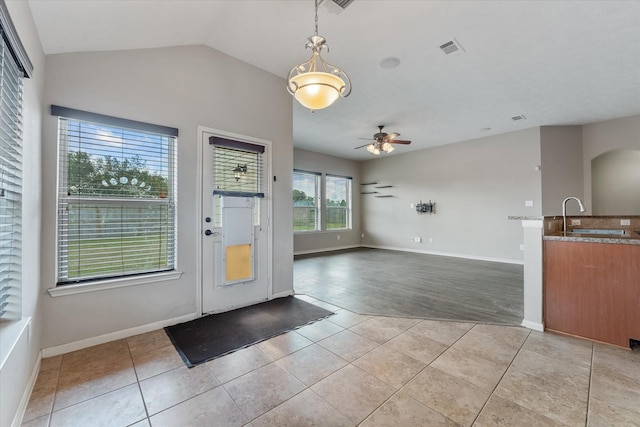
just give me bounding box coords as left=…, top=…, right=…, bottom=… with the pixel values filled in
left=355, top=125, right=412, bottom=155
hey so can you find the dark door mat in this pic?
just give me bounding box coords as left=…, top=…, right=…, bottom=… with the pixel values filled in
left=165, top=296, right=334, bottom=367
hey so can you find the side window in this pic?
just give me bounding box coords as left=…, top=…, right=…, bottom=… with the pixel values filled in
left=54, top=108, right=178, bottom=284
left=326, top=175, right=352, bottom=230
left=0, top=0, right=32, bottom=320
left=293, top=170, right=321, bottom=232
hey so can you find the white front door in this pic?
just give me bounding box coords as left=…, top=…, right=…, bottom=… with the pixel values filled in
left=200, top=128, right=271, bottom=314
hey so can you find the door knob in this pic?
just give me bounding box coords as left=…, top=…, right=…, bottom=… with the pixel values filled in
left=204, top=229, right=212, bottom=236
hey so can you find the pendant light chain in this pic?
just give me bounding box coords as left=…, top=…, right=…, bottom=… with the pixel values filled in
left=314, top=0, right=319, bottom=36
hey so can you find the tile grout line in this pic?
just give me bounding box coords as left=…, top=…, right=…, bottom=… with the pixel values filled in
left=584, top=341, right=595, bottom=426
left=258, top=316, right=433, bottom=426
left=213, top=341, right=315, bottom=424
left=217, top=381, right=254, bottom=425
left=467, top=327, right=533, bottom=426
left=45, top=355, right=64, bottom=427
left=256, top=328, right=355, bottom=424
left=127, top=339, right=152, bottom=425
left=129, top=335, right=224, bottom=423
left=45, top=343, right=139, bottom=420
left=358, top=321, right=479, bottom=426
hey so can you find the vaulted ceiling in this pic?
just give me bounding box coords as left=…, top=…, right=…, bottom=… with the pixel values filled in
left=27, top=0, right=640, bottom=160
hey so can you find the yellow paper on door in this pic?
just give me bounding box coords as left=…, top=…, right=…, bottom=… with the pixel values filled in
left=226, top=244, right=252, bottom=282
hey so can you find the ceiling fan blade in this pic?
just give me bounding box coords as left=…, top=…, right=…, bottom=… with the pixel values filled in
left=389, top=140, right=411, bottom=145
left=354, top=143, right=371, bottom=149
left=387, top=132, right=400, bottom=140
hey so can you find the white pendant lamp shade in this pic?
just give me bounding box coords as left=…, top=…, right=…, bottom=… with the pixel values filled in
left=289, top=70, right=345, bottom=110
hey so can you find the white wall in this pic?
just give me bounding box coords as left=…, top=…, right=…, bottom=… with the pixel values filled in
left=0, top=2, right=45, bottom=426
left=591, top=148, right=640, bottom=214
left=360, top=128, right=542, bottom=263
left=582, top=114, right=640, bottom=212
left=540, top=126, right=584, bottom=215
left=293, top=148, right=361, bottom=254
left=40, top=46, right=293, bottom=349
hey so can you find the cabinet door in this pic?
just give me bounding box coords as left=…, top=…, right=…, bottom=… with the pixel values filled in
left=544, top=241, right=640, bottom=348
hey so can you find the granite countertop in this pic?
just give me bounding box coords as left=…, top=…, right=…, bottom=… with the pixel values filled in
left=543, top=231, right=640, bottom=245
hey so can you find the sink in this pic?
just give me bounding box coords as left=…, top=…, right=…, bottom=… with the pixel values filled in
left=568, top=229, right=627, bottom=236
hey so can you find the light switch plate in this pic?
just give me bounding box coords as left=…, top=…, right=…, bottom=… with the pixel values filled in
left=621, top=219, right=631, bottom=226
left=571, top=219, right=581, bottom=225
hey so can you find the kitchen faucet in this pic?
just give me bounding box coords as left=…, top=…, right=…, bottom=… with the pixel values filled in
left=562, top=196, right=586, bottom=233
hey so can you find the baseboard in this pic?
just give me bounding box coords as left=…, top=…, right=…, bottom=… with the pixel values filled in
left=294, top=245, right=360, bottom=256
left=521, top=319, right=544, bottom=331
left=11, top=351, right=41, bottom=427
left=361, top=244, right=524, bottom=265
left=41, top=312, right=198, bottom=358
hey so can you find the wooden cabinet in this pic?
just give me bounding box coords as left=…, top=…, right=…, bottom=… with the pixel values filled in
left=544, top=240, right=640, bottom=348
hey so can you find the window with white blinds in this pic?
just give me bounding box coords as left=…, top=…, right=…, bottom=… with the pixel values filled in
left=0, top=35, right=24, bottom=319
left=53, top=106, right=178, bottom=284
left=209, top=136, right=265, bottom=227
left=0, top=0, right=32, bottom=320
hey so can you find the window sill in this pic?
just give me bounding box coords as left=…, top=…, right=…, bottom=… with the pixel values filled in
left=0, top=317, right=30, bottom=369
left=294, top=229, right=352, bottom=235
left=48, top=271, right=183, bottom=298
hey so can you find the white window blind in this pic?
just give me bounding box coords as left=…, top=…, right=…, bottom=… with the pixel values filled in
left=209, top=137, right=265, bottom=227
left=0, top=34, right=23, bottom=319
left=293, top=170, right=321, bottom=232
left=53, top=107, right=178, bottom=284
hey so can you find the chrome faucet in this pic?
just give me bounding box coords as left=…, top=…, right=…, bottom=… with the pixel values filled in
left=562, top=196, right=586, bottom=233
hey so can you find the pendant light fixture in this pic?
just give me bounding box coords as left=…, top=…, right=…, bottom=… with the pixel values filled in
left=233, top=164, right=247, bottom=181
left=287, top=0, right=351, bottom=110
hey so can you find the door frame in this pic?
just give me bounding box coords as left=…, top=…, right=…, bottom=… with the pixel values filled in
left=195, top=125, right=273, bottom=317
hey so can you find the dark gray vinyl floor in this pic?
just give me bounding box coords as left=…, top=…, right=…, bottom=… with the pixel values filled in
left=293, top=247, right=524, bottom=325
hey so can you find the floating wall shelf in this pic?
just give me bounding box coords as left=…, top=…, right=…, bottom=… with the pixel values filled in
left=374, top=195, right=393, bottom=198
left=360, top=191, right=378, bottom=194
left=361, top=182, right=378, bottom=186
left=375, top=185, right=393, bottom=188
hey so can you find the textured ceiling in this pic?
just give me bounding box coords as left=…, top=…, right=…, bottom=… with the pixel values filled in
left=27, top=0, right=640, bottom=160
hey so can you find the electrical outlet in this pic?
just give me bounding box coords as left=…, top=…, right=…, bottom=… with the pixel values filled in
left=337, top=234, right=340, bottom=240
left=413, top=236, right=422, bottom=243
left=571, top=219, right=581, bottom=225
left=520, top=244, right=525, bottom=251
left=361, top=233, right=365, bottom=239
left=525, top=200, right=534, bottom=207
left=621, top=219, right=631, bottom=226
left=429, top=237, right=433, bottom=243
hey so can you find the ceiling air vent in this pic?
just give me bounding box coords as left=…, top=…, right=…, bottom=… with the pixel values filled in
left=439, top=39, right=464, bottom=55
left=511, top=115, right=527, bottom=121
left=319, top=0, right=355, bottom=15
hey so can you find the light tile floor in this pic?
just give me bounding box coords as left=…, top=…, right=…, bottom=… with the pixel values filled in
left=22, top=296, right=640, bottom=427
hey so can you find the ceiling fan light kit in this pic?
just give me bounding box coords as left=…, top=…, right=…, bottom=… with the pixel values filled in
left=356, top=125, right=412, bottom=155
left=366, top=144, right=380, bottom=155
left=287, top=0, right=351, bottom=110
